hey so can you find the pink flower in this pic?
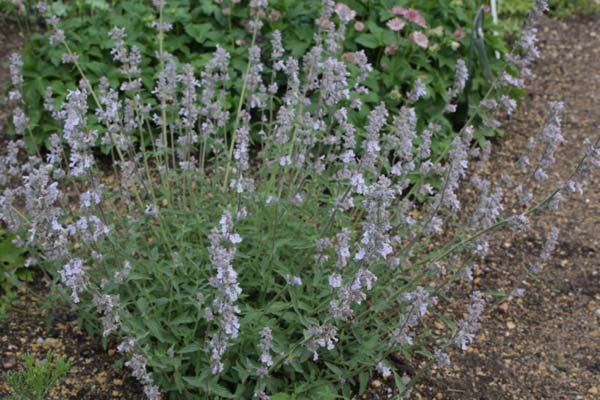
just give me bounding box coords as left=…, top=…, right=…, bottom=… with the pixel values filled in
left=334, top=2, right=357, bottom=23
left=391, top=6, right=407, bottom=15
left=386, top=17, right=405, bottom=31
left=222, top=7, right=231, bottom=15
left=404, top=8, right=427, bottom=28
left=410, top=31, right=429, bottom=49
left=384, top=44, right=397, bottom=55
left=454, top=29, right=465, bottom=40
left=270, top=10, right=280, bottom=21
left=354, top=21, right=365, bottom=31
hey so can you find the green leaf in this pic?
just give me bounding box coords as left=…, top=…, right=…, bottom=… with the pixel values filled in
left=178, top=343, right=202, bottom=354
left=145, top=319, right=169, bottom=342
left=324, top=361, right=343, bottom=378
left=184, top=23, right=213, bottom=45
left=358, top=371, right=369, bottom=395
left=393, top=370, right=408, bottom=395
left=84, top=0, right=109, bottom=10
left=355, top=34, right=380, bottom=49
left=271, top=394, right=293, bottom=400
left=182, top=376, right=235, bottom=398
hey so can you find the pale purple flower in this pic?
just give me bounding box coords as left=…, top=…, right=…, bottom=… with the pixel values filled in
left=208, top=211, right=243, bottom=374
left=448, top=59, right=468, bottom=99
left=8, top=53, right=23, bottom=95
left=36, top=2, right=49, bottom=13
left=434, top=349, right=451, bottom=367
left=334, top=228, right=351, bottom=268
left=93, top=294, right=121, bottom=337
left=49, top=29, right=65, bottom=45
left=125, top=354, right=161, bottom=400
left=406, top=77, right=426, bottom=104
left=360, top=103, right=388, bottom=173
left=61, top=53, right=79, bottom=64
left=320, top=57, right=350, bottom=107
left=79, top=188, right=102, bottom=210
left=286, top=275, right=303, bottom=286
left=469, top=177, right=504, bottom=231
left=501, top=72, right=523, bottom=88
left=230, top=111, right=255, bottom=193
left=328, top=273, right=343, bottom=288
left=402, top=286, right=437, bottom=319
left=256, top=327, right=274, bottom=376
left=151, top=20, right=173, bottom=32
left=334, top=3, right=356, bottom=23
left=388, top=106, right=417, bottom=163
left=153, top=52, right=178, bottom=108
left=444, top=103, right=457, bottom=113
left=271, top=30, right=284, bottom=62
left=306, top=324, right=338, bottom=361
left=330, top=268, right=377, bottom=320
left=60, top=258, right=87, bottom=303
left=12, top=107, right=29, bottom=135
left=117, top=337, right=135, bottom=353
left=114, top=260, right=132, bottom=284
left=501, top=95, right=517, bottom=115
left=455, top=291, right=485, bottom=351
left=376, top=361, right=392, bottom=378
left=246, top=45, right=267, bottom=109
left=540, top=227, right=559, bottom=261
left=432, top=126, right=472, bottom=212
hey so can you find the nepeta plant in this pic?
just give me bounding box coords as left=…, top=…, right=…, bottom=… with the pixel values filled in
left=1, top=0, right=598, bottom=399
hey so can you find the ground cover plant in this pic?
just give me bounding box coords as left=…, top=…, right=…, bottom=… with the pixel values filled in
left=2, top=351, right=71, bottom=400
left=6, top=0, right=518, bottom=165
left=1, top=0, right=600, bottom=399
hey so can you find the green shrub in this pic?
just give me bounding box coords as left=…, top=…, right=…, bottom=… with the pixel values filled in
left=3, top=1, right=596, bottom=399
left=14, top=0, right=517, bottom=164
left=2, top=351, right=71, bottom=400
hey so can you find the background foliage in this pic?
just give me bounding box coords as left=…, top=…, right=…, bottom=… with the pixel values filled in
left=8, top=0, right=515, bottom=157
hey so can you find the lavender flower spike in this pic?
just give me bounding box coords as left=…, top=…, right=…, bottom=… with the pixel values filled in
left=207, top=211, right=243, bottom=374
left=454, top=291, right=485, bottom=351
left=448, top=59, right=469, bottom=99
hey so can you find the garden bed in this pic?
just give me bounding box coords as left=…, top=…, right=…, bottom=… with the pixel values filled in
left=1, top=5, right=599, bottom=400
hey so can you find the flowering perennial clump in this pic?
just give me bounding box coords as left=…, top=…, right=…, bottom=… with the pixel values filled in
left=1, top=0, right=598, bottom=399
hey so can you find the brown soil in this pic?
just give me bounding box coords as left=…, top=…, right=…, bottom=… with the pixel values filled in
left=405, top=14, right=600, bottom=400
left=1, top=11, right=599, bottom=400
left=0, top=282, right=144, bottom=399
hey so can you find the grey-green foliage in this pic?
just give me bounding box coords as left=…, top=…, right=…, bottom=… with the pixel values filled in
left=2, top=351, right=71, bottom=400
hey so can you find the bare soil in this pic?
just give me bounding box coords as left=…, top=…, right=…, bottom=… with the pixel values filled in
left=405, top=14, right=600, bottom=400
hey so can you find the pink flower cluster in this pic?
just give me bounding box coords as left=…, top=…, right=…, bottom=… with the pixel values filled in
left=391, top=6, right=427, bottom=28
left=385, top=6, right=429, bottom=49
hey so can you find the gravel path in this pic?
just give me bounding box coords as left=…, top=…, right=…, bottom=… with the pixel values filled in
left=410, top=14, right=600, bottom=400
